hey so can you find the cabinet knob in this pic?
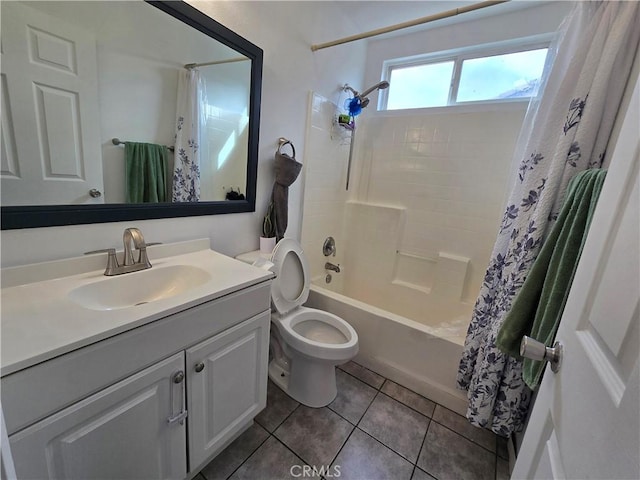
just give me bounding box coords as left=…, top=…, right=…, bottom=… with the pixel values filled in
left=172, top=371, right=185, bottom=383
left=195, top=362, right=205, bottom=373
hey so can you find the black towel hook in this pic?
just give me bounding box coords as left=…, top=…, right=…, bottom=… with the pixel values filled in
left=277, top=137, right=296, bottom=158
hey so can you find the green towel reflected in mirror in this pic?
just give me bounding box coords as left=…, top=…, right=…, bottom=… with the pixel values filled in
left=125, top=142, right=169, bottom=203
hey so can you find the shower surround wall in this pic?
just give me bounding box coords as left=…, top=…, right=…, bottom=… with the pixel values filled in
left=349, top=108, right=525, bottom=320
left=301, top=93, right=352, bottom=293
left=302, top=94, right=526, bottom=337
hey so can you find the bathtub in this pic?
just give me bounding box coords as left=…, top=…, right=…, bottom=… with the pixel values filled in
left=305, top=284, right=470, bottom=416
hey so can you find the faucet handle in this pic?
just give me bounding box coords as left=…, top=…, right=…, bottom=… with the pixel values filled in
left=137, top=245, right=153, bottom=269
left=84, top=248, right=120, bottom=274
left=84, top=248, right=116, bottom=255
left=135, top=242, right=160, bottom=268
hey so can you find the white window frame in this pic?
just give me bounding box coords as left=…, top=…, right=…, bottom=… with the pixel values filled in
left=379, top=34, right=554, bottom=111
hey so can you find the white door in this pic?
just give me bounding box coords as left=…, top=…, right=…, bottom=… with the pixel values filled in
left=512, top=76, right=640, bottom=478
left=9, top=352, right=187, bottom=480
left=186, top=313, right=270, bottom=472
left=0, top=2, right=104, bottom=205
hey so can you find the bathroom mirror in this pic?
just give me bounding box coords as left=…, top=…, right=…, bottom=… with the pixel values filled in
left=0, top=0, right=263, bottom=229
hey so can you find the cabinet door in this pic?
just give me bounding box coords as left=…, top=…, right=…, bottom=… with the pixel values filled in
left=9, top=352, right=187, bottom=480
left=187, top=312, right=270, bottom=471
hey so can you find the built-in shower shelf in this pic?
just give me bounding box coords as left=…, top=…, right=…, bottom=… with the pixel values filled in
left=391, top=279, right=431, bottom=294
left=391, top=250, right=470, bottom=301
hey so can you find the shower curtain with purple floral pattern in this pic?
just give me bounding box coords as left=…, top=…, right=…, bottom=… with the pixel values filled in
left=172, top=68, right=205, bottom=202
left=457, top=1, right=640, bottom=436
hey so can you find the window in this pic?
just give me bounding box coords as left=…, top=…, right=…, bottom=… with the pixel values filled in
left=382, top=40, right=550, bottom=110
left=387, top=61, right=454, bottom=109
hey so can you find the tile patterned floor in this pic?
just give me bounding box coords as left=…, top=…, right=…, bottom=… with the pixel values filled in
left=197, top=361, right=510, bottom=480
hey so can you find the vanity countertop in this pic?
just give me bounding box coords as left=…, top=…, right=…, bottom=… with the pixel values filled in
left=1, top=240, right=273, bottom=377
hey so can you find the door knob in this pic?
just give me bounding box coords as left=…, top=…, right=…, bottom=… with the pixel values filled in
left=520, top=336, right=563, bottom=373
left=195, top=362, right=205, bottom=373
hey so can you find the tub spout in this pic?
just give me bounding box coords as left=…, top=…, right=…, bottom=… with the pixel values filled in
left=325, top=262, right=341, bottom=273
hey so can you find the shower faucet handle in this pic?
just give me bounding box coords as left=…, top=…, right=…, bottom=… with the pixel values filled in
left=323, top=237, right=336, bottom=257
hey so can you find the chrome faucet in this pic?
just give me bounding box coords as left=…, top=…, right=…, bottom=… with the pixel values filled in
left=325, top=262, right=341, bottom=273
left=86, top=228, right=157, bottom=276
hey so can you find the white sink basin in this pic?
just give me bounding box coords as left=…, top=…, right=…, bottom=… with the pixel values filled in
left=68, top=265, right=212, bottom=311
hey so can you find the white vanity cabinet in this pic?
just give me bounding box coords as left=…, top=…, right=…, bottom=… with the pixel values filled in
left=8, top=352, right=188, bottom=480
left=2, top=270, right=272, bottom=480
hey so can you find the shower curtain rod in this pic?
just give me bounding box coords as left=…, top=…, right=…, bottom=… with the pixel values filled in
left=310, top=0, right=508, bottom=51
left=184, top=57, right=249, bottom=69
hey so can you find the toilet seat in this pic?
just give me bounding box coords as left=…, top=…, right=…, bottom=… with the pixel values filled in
left=275, top=306, right=359, bottom=361
left=269, top=239, right=357, bottom=356
left=270, top=239, right=310, bottom=315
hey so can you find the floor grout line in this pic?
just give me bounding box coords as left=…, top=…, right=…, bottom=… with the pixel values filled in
left=326, top=404, right=359, bottom=426
left=328, top=424, right=358, bottom=471
left=429, top=419, right=498, bottom=455
left=229, top=403, right=303, bottom=479
left=410, top=465, right=417, bottom=480
left=355, top=426, right=420, bottom=467
left=356, top=388, right=382, bottom=427
left=255, top=401, right=301, bottom=435
left=414, top=417, right=431, bottom=474
left=269, top=433, right=316, bottom=471
left=337, top=363, right=385, bottom=390
left=217, top=430, right=272, bottom=480
left=375, top=389, right=436, bottom=420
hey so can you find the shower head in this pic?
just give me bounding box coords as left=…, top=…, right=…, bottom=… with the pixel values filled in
left=343, top=81, right=390, bottom=114
left=358, top=81, right=390, bottom=107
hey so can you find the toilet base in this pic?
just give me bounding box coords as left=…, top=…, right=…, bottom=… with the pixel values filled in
left=268, top=357, right=338, bottom=408
left=268, top=360, right=290, bottom=393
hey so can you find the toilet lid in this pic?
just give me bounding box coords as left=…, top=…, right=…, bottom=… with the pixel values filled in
left=270, top=239, right=310, bottom=314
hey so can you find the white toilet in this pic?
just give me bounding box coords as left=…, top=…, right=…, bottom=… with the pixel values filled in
left=262, top=239, right=358, bottom=407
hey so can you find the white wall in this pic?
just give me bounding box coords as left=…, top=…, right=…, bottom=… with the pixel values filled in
left=200, top=61, right=251, bottom=201
left=1, top=1, right=367, bottom=267
left=98, top=48, right=178, bottom=203
left=300, top=93, right=351, bottom=291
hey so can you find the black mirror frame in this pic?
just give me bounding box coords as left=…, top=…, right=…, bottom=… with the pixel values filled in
left=1, top=0, right=263, bottom=230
